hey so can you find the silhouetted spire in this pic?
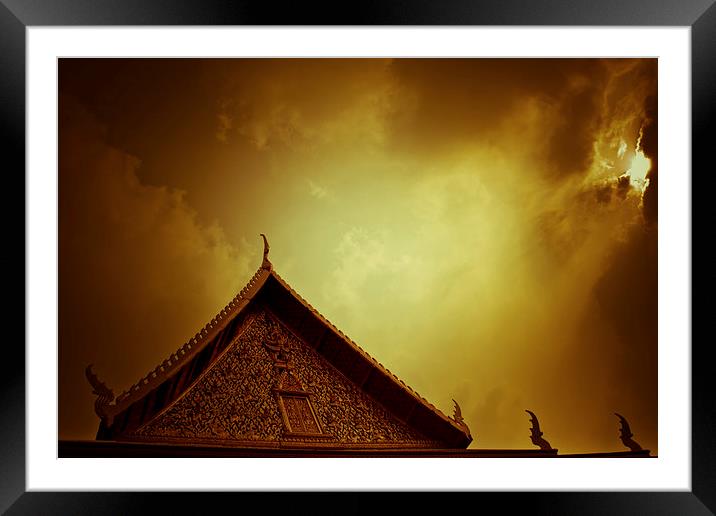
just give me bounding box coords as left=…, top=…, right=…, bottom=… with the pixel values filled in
left=260, top=233, right=272, bottom=270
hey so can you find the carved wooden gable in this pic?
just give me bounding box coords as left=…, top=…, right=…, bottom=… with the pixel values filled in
left=131, top=308, right=439, bottom=447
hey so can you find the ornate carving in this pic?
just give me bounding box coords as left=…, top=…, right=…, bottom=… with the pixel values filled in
left=133, top=309, right=439, bottom=446
left=115, top=261, right=271, bottom=410
left=525, top=409, right=553, bottom=450
left=277, top=369, right=304, bottom=392
left=263, top=338, right=290, bottom=367
left=134, top=315, right=284, bottom=441
left=615, top=413, right=643, bottom=451
left=279, top=395, right=321, bottom=434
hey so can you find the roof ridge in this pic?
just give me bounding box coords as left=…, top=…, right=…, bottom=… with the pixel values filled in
left=88, top=235, right=469, bottom=442
left=268, top=270, right=467, bottom=437
left=105, top=264, right=271, bottom=416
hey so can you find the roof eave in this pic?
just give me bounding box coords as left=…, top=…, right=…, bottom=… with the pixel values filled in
left=95, top=264, right=272, bottom=424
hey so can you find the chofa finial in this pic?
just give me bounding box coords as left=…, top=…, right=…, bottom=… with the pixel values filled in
left=260, top=233, right=272, bottom=270
left=615, top=413, right=643, bottom=452
left=85, top=364, right=115, bottom=425
left=526, top=409, right=553, bottom=450
left=451, top=398, right=472, bottom=439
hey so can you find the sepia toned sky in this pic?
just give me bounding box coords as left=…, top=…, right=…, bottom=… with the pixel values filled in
left=59, top=58, right=657, bottom=454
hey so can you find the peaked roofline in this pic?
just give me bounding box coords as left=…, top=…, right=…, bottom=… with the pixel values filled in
left=89, top=236, right=472, bottom=446
left=267, top=269, right=470, bottom=440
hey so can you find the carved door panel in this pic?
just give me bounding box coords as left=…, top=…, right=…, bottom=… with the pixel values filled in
left=279, top=394, right=322, bottom=435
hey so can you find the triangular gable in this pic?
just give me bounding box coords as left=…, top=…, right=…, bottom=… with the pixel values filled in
left=130, top=309, right=439, bottom=447
left=89, top=246, right=472, bottom=449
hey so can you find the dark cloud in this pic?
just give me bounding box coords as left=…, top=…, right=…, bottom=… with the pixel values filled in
left=593, top=174, right=632, bottom=205
left=385, top=58, right=610, bottom=179
left=593, top=225, right=657, bottom=365
left=59, top=94, right=254, bottom=438
left=641, top=93, right=658, bottom=225
left=544, top=81, right=604, bottom=179
left=535, top=222, right=657, bottom=452
left=593, top=224, right=658, bottom=449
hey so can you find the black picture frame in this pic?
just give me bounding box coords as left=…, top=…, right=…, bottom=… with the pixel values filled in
left=5, top=1, right=712, bottom=514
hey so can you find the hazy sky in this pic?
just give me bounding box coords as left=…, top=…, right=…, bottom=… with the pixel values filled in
left=59, top=58, right=657, bottom=454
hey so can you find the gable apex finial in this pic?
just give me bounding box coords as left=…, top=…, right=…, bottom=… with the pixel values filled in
left=260, top=233, right=272, bottom=270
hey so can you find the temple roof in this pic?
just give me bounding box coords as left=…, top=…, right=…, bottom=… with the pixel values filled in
left=88, top=237, right=473, bottom=449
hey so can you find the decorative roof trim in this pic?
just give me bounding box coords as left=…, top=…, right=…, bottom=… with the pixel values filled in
left=89, top=235, right=470, bottom=443
left=89, top=264, right=272, bottom=424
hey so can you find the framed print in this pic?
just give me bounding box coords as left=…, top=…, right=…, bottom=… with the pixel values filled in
left=6, top=1, right=713, bottom=514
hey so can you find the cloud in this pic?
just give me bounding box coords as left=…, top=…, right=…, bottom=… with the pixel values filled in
left=216, top=59, right=392, bottom=151
left=543, top=223, right=658, bottom=452
left=306, top=178, right=329, bottom=199
left=384, top=59, right=612, bottom=177
left=58, top=59, right=658, bottom=453
left=324, top=227, right=391, bottom=310
left=470, top=387, right=524, bottom=448
left=216, top=112, right=233, bottom=143
left=59, top=95, right=255, bottom=439
left=640, top=93, right=658, bottom=225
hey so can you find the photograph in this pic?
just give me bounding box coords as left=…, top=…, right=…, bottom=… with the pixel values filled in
left=57, top=57, right=658, bottom=459
left=7, top=8, right=708, bottom=512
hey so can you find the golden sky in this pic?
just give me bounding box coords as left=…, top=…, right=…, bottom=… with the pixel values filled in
left=59, top=58, right=657, bottom=454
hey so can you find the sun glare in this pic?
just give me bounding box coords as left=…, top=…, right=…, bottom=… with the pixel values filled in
left=627, top=150, right=651, bottom=190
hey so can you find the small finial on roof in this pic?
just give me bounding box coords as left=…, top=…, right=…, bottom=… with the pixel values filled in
left=451, top=398, right=472, bottom=439
left=526, top=409, right=553, bottom=450
left=85, top=364, right=115, bottom=425
left=615, top=413, right=643, bottom=452
left=260, top=233, right=272, bottom=270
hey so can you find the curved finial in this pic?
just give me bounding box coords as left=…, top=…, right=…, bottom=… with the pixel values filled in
left=526, top=409, right=553, bottom=450
left=260, top=233, right=272, bottom=270
left=615, top=413, right=642, bottom=451
left=85, top=364, right=115, bottom=424
left=451, top=398, right=472, bottom=439
left=452, top=399, right=464, bottom=424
